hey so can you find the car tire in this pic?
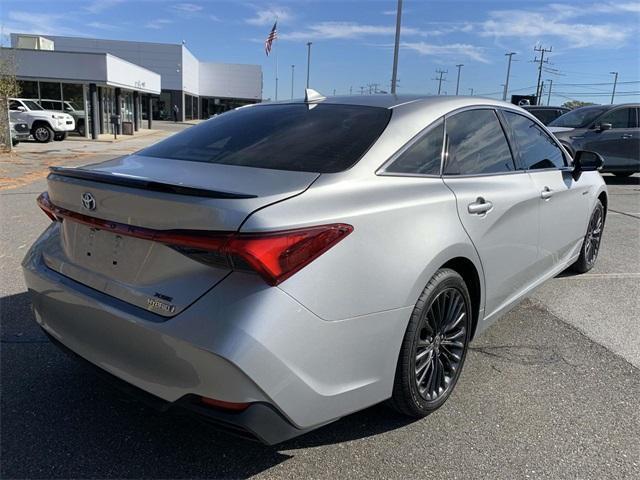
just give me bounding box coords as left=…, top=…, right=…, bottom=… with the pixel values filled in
left=77, top=121, right=85, bottom=137
left=11, top=138, right=19, bottom=147
left=389, top=268, right=472, bottom=417
left=53, top=132, right=68, bottom=141
left=571, top=199, right=605, bottom=274
left=32, top=124, right=53, bottom=143
left=613, top=172, right=634, bottom=177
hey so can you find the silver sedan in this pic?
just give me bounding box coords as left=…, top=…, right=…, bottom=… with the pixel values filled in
left=23, top=94, right=607, bottom=444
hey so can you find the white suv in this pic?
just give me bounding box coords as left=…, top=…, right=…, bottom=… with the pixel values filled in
left=9, top=98, right=75, bottom=143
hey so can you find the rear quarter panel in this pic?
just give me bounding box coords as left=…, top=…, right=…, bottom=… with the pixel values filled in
left=241, top=173, right=484, bottom=323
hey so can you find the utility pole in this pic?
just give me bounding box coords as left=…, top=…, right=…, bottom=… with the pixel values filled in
left=533, top=45, right=552, bottom=104
left=455, top=64, right=463, bottom=95
left=290, top=65, right=295, bottom=100
left=306, top=42, right=312, bottom=89
left=503, top=52, right=516, bottom=101
left=469, top=88, right=474, bottom=96
left=433, top=69, right=447, bottom=95
left=610, top=71, right=619, bottom=104
left=349, top=86, right=353, bottom=95
left=390, top=0, right=403, bottom=94
left=546, top=78, right=553, bottom=105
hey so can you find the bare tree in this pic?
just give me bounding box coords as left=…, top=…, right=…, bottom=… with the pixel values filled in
left=0, top=50, right=21, bottom=152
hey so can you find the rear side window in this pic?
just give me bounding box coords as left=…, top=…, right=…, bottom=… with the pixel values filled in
left=385, top=121, right=443, bottom=175
left=599, top=107, right=635, bottom=128
left=503, top=111, right=566, bottom=170
left=443, top=109, right=515, bottom=175
left=140, top=104, right=391, bottom=173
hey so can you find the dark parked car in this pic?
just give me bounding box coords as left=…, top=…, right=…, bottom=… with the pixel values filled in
left=548, top=104, right=640, bottom=177
left=523, top=106, right=570, bottom=125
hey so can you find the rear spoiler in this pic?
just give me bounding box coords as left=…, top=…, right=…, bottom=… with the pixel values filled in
left=48, top=166, right=257, bottom=199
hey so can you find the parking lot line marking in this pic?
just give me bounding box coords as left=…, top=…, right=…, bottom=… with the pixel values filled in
left=609, top=209, right=640, bottom=220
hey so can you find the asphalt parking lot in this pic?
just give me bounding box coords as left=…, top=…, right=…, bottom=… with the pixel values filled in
left=1, top=172, right=638, bottom=479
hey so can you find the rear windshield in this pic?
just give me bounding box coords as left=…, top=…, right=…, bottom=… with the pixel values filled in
left=140, top=104, right=391, bottom=173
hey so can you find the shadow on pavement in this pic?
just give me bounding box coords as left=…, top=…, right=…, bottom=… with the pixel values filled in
left=0, top=291, right=415, bottom=479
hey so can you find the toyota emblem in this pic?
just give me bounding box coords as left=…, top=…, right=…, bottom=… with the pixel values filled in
left=81, top=192, right=96, bottom=211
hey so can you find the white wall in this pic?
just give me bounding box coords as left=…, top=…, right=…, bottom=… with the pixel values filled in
left=105, top=54, right=161, bottom=93
left=182, top=45, right=199, bottom=96
left=13, top=34, right=183, bottom=91
left=199, top=62, right=262, bottom=100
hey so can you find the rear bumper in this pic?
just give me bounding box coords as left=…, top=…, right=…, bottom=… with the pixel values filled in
left=22, top=228, right=410, bottom=439
left=44, top=329, right=310, bottom=445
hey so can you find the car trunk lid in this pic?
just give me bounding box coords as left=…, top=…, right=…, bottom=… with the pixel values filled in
left=42, top=155, right=319, bottom=317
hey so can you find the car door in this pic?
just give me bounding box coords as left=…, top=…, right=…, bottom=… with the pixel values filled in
left=583, top=106, right=640, bottom=172
left=501, top=110, right=589, bottom=274
left=442, top=108, right=541, bottom=319
left=8, top=100, right=27, bottom=123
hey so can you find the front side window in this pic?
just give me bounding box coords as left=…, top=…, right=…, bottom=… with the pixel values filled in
left=9, top=100, right=22, bottom=111
left=22, top=100, right=44, bottom=111
left=141, top=104, right=392, bottom=173
left=598, top=108, right=634, bottom=128
left=385, top=121, right=443, bottom=175
left=443, top=109, right=515, bottom=175
left=503, top=111, right=566, bottom=170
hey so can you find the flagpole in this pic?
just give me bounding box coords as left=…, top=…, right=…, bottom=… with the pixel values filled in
left=275, top=36, right=279, bottom=101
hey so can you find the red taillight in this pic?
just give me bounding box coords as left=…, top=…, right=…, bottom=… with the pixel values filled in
left=199, top=396, right=250, bottom=412
left=225, top=224, right=353, bottom=285
left=37, top=192, right=353, bottom=286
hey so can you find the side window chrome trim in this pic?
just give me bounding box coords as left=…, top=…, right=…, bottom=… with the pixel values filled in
left=376, top=117, right=445, bottom=177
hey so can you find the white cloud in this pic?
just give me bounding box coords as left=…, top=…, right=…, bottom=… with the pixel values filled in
left=401, top=42, right=489, bottom=63
left=3, top=11, right=85, bottom=36
left=246, top=6, right=293, bottom=26
left=87, top=21, right=121, bottom=31
left=145, top=19, right=173, bottom=30
left=84, top=0, right=125, bottom=14
left=281, top=21, right=431, bottom=41
left=209, top=15, right=221, bottom=22
left=171, top=3, right=203, bottom=14
left=481, top=4, right=635, bottom=48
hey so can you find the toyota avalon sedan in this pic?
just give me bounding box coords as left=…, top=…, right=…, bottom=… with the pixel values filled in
left=23, top=93, right=607, bottom=444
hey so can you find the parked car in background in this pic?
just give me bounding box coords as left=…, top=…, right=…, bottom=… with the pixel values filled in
left=10, top=121, right=30, bottom=146
left=523, top=106, right=570, bottom=125
left=548, top=103, right=640, bottom=177
left=38, top=99, right=86, bottom=136
left=9, top=98, right=75, bottom=143
left=24, top=95, right=607, bottom=444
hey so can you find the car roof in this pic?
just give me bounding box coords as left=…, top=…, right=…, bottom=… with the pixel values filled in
left=572, top=103, right=640, bottom=112
left=523, top=106, right=568, bottom=110
left=263, top=93, right=520, bottom=111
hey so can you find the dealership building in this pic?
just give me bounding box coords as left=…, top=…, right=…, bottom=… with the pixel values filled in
left=3, top=33, right=263, bottom=139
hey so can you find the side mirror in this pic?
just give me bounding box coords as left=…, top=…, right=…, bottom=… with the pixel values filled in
left=16, top=106, right=26, bottom=112
left=597, top=123, right=612, bottom=131
left=572, top=150, right=604, bottom=179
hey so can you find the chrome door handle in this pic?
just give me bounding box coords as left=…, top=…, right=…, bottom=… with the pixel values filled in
left=621, top=134, right=633, bottom=139
left=540, top=187, right=553, bottom=200
left=468, top=197, right=493, bottom=215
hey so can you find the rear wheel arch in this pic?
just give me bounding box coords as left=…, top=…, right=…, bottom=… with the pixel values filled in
left=440, top=257, right=481, bottom=340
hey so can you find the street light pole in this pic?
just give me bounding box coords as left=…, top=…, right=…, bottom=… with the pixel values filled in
left=455, top=64, right=463, bottom=95
left=290, top=65, right=295, bottom=99
left=503, top=52, right=516, bottom=101
left=390, top=0, right=403, bottom=94
left=610, top=71, right=619, bottom=104
left=306, top=42, right=312, bottom=89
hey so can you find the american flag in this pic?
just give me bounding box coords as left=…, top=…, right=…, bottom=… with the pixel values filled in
left=265, top=21, right=277, bottom=56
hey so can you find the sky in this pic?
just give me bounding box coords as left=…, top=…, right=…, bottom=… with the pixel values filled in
left=1, top=0, right=639, bottom=105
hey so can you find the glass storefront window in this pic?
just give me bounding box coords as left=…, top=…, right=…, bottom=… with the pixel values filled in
left=39, top=81, right=62, bottom=100
left=17, top=80, right=38, bottom=99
